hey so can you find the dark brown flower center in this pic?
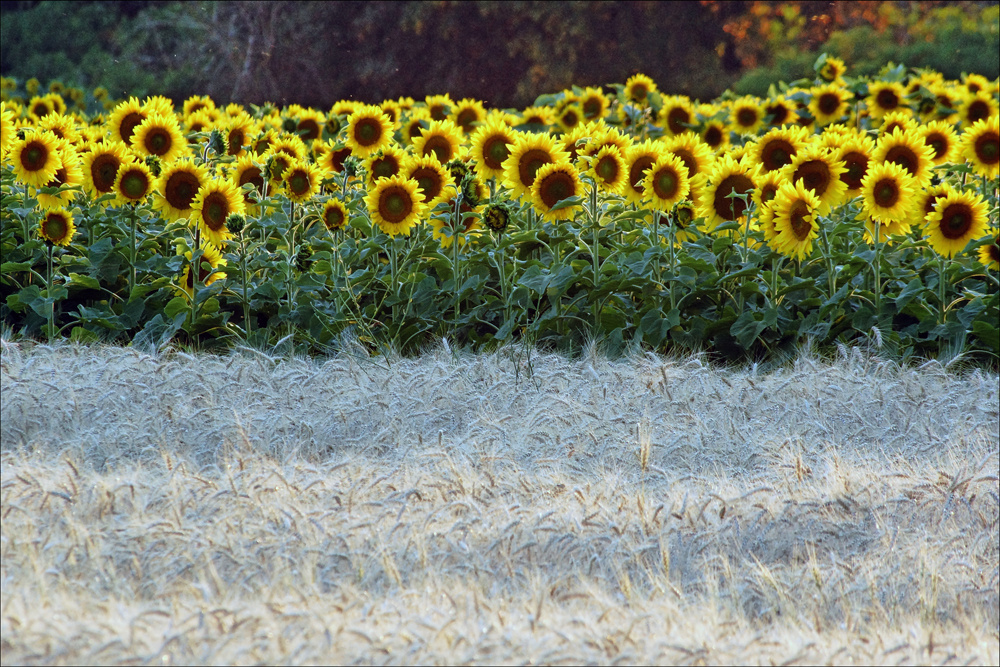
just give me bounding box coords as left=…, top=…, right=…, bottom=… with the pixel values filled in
left=517, top=149, right=553, bottom=187
left=628, top=155, right=656, bottom=191
left=762, top=139, right=795, bottom=171
left=538, top=170, right=575, bottom=208
left=939, top=203, right=972, bottom=239
left=165, top=170, right=200, bottom=210
left=202, top=192, right=230, bottom=230
left=713, top=174, right=754, bottom=220
left=789, top=200, right=812, bottom=240
left=873, top=177, right=900, bottom=208
left=379, top=186, right=412, bottom=224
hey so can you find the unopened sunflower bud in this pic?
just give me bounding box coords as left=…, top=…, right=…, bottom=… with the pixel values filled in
left=226, top=213, right=246, bottom=235
left=144, top=155, right=162, bottom=177
left=461, top=174, right=483, bottom=208
left=483, top=201, right=514, bottom=233
left=446, top=158, right=470, bottom=184
left=208, top=128, right=229, bottom=156
left=342, top=155, right=361, bottom=178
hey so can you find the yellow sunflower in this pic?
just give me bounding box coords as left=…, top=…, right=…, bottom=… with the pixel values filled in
left=770, top=179, right=822, bottom=260
left=451, top=98, right=486, bottom=135
left=411, top=119, right=464, bottom=164
left=749, top=125, right=810, bottom=174
left=579, top=87, right=609, bottom=121
left=700, top=117, right=730, bottom=152
left=10, top=130, right=62, bottom=188
left=643, top=153, right=690, bottom=211
left=80, top=140, right=127, bottom=202
left=502, top=131, right=571, bottom=200
left=915, top=120, right=959, bottom=166
left=131, top=113, right=188, bottom=164
left=322, top=198, right=349, bottom=232
left=960, top=115, right=999, bottom=178
left=778, top=145, right=848, bottom=216
left=469, top=116, right=515, bottom=180
left=754, top=170, right=784, bottom=244
left=182, top=109, right=215, bottom=135
left=729, top=96, right=766, bottom=136
left=555, top=100, right=584, bottom=133
left=177, top=242, right=227, bottom=298
left=365, top=174, right=427, bottom=237
left=817, top=55, right=847, bottom=83
left=182, top=94, right=215, bottom=117
left=379, top=99, right=403, bottom=126
left=291, top=106, right=326, bottom=142
left=833, top=132, right=875, bottom=196
left=230, top=154, right=267, bottom=212
left=696, top=154, right=761, bottom=231
left=108, top=97, right=147, bottom=148
left=154, top=159, right=209, bottom=222
left=219, top=113, right=256, bottom=158
left=866, top=81, right=907, bottom=120
left=402, top=154, right=454, bottom=209
left=425, top=94, right=454, bottom=122
left=520, top=105, right=555, bottom=127
left=315, top=141, right=353, bottom=177
left=401, top=108, right=431, bottom=146
left=977, top=236, right=999, bottom=270
left=344, top=104, right=394, bottom=158
left=624, top=73, right=657, bottom=105
left=923, top=190, right=989, bottom=258
left=660, top=95, right=695, bottom=136
left=37, top=208, right=76, bottom=246
left=363, top=144, right=408, bottom=187
left=860, top=161, right=919, bottom=227
left=663, top=131, right=715, bottom=182
left=283, top=159, right=322, bottom=204
left=621, top=139, right=664, bottom=206
left=875, top=126, right=935, bottom=186
left=762, top=96, right=799, bottom=128
left=672, top=200, right=701, bottom=244
left=113, top=157, right=154, bottom=206
left=958, top=91, right=997, bottom=129
left=192, top=179, right=245, bottom=246
left=36, top=112, right=82, bottom=146
left=0, top=102, right=15, bottom=159
left=33, top=138, right=83, bottom=210
left=586, top=144, right=627, bottom=195
left=530, top=161, right=583, bottom=222
left=809, top=83, right=851, bottom=127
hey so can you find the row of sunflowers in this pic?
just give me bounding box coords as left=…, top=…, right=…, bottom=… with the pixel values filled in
left=0, top=56, right=998, bottom=361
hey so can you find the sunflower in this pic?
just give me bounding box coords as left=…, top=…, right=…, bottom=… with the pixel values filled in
left=660, top=95, right=695, bottom=136
left=282, top=159, right=322, bottom=204
left=131, top=113, right=188, bottom=164
left=10, top=130, right=62, bottom=188
left=749, top=125, right=809, bottom=173
left=37, top=208, right=76, bottom=246
left=183, top=109, right=215, bottom=136
left=291, top=106, right=326, bottom=141
left=923, top=190, right=989, bottom=258
left=928, top=82, right=960, bottom=123
left=469, top=116, right=515, bottom=180
left=315, top=141, right=353, bottom=177
left=978, top=236, right=1000, bottom=270
left=425, top=94, right=453, bottom=122
left=344, top=104, right=394, bottom=158
left=0, top=102, right=15, bottom=159
left=753, top=170, right=784, bottom=244
left=153, top=159, right=208, bottom=222
left=696, top=154, right=760, bottom=231
left=778, top=145, right=848, bottom=216
left=33, top=138, right=83, bottom=210
left=770, top=179, right=822, bottom=260
left=452, top=98, right=486, bottom=135
left=834, top=132, right=875, bottom=195
left=402, top=154, right=454, bottom=209
left=586, top=145, right=627, bottom=195
left=182, top=95, right=215, bottom=117
left=37, top=112, right=82, bottom=146
left=643, top=153, right=690, bottom=211
left=624, top=74, right=657, bottom=105
left=808, top=83, right=851, bottom=127
left=622, top=139, right=664, bottom=206
left=26, top=95, right=54, bottom=120
left=81, top=141, right=127, bottom=201
left=219, top=112, right=256, bottom=157
left=322, top=198, right=349, bottom=232
left=411, top=119, right=464, bottom=164
left=365, top=174, right=427, bottom=237
left=700, top=118, right=729, bottom=151
left=878, top=110, right=918, bottom=138
left=177, top=242, right=227, bottom=298
left=270, top=133, right=309, bottom=161
left=729, top=96, right=765, bottom=135
left=108, top=97, right=147, bottom=148
left=192, top=179, right=245, bottom=246
left=958, top=91, right=997, bottom=128
left=520, top=106, right=555, bottom=127
left=817, top=55, right=847, bottom=83
left=914, top=120, right=959, bottom=166
left=672, top=200, right=700, bottom=244
left=230, top=154, right=267, bottom=211
left=530, top=161, right=583, bottom=221
left=363, top=144, right=408, bottom=187
left=502, top=131, right=571, bottom=200
left=875, top=126, right=935, bottom=186
left=558, top=123, right=592, bottom=162
left=378, top=99, right=403, bottom=127
left=554, top=100, right=584, bottom=133
left=866, top=81, right=906, bottom=120
left=114, top=157, right=154, bottom=206
left=960, top=115, right=999, bottom=178
left=579, top=87, right=609, bottom=121
left=860, top=161, right=919, bottom=227
left=762, top=96, right=799, bottom=128
left=582, top=124, right=630, bottom=160
left=401, top=108, right=431, bottom=146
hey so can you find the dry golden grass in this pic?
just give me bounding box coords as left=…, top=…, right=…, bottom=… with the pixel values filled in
left=2, top=338, right=998, bottom=665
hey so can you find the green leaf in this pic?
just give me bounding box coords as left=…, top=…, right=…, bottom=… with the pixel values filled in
left=164, top=296, right=189, bottom=319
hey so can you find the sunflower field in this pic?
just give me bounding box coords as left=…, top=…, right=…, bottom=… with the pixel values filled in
left=1, top=55, right=998, bottom=364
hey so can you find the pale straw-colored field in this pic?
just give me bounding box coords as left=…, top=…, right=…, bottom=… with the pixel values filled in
left=1, top=338, right=998, bottom=665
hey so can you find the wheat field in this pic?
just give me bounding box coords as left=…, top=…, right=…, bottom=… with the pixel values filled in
left=1, top=338, right=998, bottom=665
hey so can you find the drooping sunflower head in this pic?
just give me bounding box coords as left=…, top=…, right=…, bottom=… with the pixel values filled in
left=502, top=131, right=571, bottom=200
left=403, top=154, right=455, bottom=210
left=586, top=145, right=627, bottom=195
left=344, top=105, right=394, bottom=158
left=875, top=126, right=936, bottom=186
left=452, top=98, right=486, bottom=135
left=483, top=200, right=517, bottom=235
left=364, top=174, right=427, bottom=237
left=961, top=115, right=999, bottom=179
left=643, top=153, right=690, bottom=212
left=531, top=161, right=583, bottom=221
left=192, top=179, right=245, bottom=247
left=696, top=154, right=760, bottom=231
left=860, top=160, right=919, bottom=227
left=11, top=129, right=62, bottom=188
left=113, top=157, right=154, bottom=206
left=469, top=116, right=516, bottom=180
left=37, top=208, right=76, bottom=247
left=322, top=198, right=349, bottom=233
left=411, top=119, right=464, bottom=164
left=923, top=189, right=990, bottom=258
left=177, top=242, right=227, bottom=298
left=363, top=144, right=408, bottom=187
left=770, top=179, right=822, bottom=261
left=778, top=144, right=848, bottom=216
left=624, top=73, right=657, bottom=105
left=283, top=159, right=322, bottom=204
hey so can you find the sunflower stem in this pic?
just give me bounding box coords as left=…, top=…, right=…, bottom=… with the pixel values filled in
left=239, top=229, right=252, bottom=339
left=938, top=255, right=949, bottom=326
left=653, top=209, right=662, bottom=289
left=668, top=210, right=678, bottom=314
left=589, top=181, right=601, bottom=334
left=873, top=223, right=883, bottom=316
left=820, top=218, right=836, bottom=300
left=128, top=204, right=137, bottom=298
left=452, top=191, right=463, bottom=325
left=45, top=242, right=55, bottom=342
